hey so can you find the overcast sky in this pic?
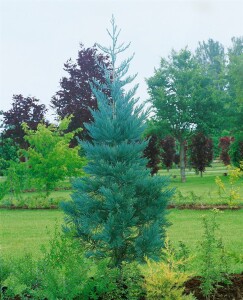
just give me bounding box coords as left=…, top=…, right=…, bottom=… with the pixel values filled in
left=1, top=0, right=243, bottom=120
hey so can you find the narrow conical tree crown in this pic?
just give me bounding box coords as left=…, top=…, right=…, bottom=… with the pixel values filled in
left=62, top=16, right=173, bottom=267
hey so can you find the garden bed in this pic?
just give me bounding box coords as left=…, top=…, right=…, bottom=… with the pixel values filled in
left=1, top=204, right=242, bottom=210
left=167, top=204, right=242, bottom=210
left=185, top=273, right=243, bottom=300
left=2, top=274, right=243, bottom=299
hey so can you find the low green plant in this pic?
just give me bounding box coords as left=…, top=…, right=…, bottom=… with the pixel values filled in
left=1, top=253, right=40, bottom=299
left=142, top=237, right=195, bottom=300
left=173, top=190, right=202, bottom=205
left=0, top=256, right=10, bottom=291
left=37, top=230, right=113, bottom=300
left=108, top=262, right=145, bottom=300
left=1, top=229, right=120, bottom=299
left=215, top=164, right=242, bottom=207
left=197, top=209, right=230, bottom=298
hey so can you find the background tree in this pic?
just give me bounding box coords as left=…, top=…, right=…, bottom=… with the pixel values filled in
left=2, top=94, right=47, bottom=149
left=0, top=137, right=19, bottom=175
left=147, top=49, right=218, bottom=182
left=195, top=39, right=226, bottom=86
left=62, top=17, right=173, bottom=267
left=160, top=136, right=176, bottom=172
left=51, top=44, right=111, bottom=145
left=143, top=135, right=161, bottom=175
left=229, top=133, right=243, bottom=168
left=21, top=117, right=86, bottom=195
left=189, top=132, right=213, bottom=176
left=219, top=136, right=233, bottom=166
left=227, top=37, right=243, bottom=132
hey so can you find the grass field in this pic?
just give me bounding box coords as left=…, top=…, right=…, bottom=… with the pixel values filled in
left=1, top=162, right=242, bottom=208
left=0, top=162, right=242, bottom=275
left=1, top=208, right=243, bottom=273
left=161, top=163, right=243, bottom=205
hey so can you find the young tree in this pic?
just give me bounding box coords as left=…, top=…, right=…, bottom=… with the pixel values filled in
left=22, top=117, right=86, bottom=194
left=62, top=17, right=173, bottom=267
left=2, top=94, right=47, bottom=149
left=229, top=133, right=243, bottom=168
left=0, top=136, right=19, bottom=175
left=189, top=132, right=213, bottom=177
left=51, top=44, right=111, bottom=144
left=219, top=136, right=233, bottom=166
left=147, top=49, right=218, bottom=182
left=143, top=135, right=161, bottom=175
left=160, top=136, right=176, bottom=171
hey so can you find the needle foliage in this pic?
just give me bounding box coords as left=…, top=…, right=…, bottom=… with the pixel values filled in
left=62, top=17, right=173, bottom=267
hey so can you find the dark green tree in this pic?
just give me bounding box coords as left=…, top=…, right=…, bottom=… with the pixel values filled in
left=227, top=37, right=243, bottom=132
left=230, top=133, right=243, bottom=168
left=62, top=17, right=172, bottom=267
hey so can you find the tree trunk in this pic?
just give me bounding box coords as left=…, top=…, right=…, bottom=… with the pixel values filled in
left=179, top=140, right=186, bottom=183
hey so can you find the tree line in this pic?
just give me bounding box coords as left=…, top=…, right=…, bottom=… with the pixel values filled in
left=0, top=37, right=242, bottom=183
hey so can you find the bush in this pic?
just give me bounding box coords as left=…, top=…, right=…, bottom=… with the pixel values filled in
left=197, top=210, right=230, bottom=297
left=142, top=238, right=195, bottom=300
left=1, top=230, right=122, bottom=299
left=1, top=254, right=40, bottom=298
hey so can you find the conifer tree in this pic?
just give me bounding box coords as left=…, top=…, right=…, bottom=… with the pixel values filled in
left=62, top=17, right=173, bottom=267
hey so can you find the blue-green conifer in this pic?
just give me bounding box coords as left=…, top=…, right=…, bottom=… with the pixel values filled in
left=62, top=17, right=173, bottom=267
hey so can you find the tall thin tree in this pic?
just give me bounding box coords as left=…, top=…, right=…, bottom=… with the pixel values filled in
left=62, top=17, right=172, bottom=267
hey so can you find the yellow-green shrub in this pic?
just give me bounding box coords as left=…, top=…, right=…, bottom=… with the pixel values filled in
left=142, top=238, right=195, bottom=300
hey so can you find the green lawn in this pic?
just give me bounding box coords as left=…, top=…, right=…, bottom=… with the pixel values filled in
left=160, top=163, right=243, bottom=205
left=1, top=162, right=242, bottom=208
left=1, top=209, right=242, bottom=273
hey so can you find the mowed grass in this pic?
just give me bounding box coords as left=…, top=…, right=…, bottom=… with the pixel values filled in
left=1, top=162, right=242, bottom=208
left=160, top=163, right=243, bottom=205
left=1, top=209, right=243, bottom=273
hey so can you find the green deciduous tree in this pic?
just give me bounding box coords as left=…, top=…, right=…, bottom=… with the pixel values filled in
left=0, top=137, right=19, bottom=175
left=22, top=117, right=86, bottom=194
left=227, top=37, right=243, bottom=132
left=147, top=49, right=218, bottom=182
left=230, top=133, right=243, bottom=168
left=62, top=17, right=173, bottom=267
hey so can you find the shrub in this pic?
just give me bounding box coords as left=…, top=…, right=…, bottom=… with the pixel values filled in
left=142, top=238, right=195, bottom=300
left=215, top=164, right=242, bottom=207
left=1, top=254, right=40, bottom=298
left=197, top=210, right=230, bottom=298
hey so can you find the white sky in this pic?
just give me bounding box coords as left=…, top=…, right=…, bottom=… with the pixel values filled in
left=1, top=0, right=243, bottom=120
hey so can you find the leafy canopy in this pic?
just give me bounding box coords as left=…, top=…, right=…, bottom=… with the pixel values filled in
left=22, top=117, right=86, bottom=194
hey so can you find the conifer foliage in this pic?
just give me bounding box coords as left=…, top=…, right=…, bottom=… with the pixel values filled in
left=62, top=17, right=172, bottom=267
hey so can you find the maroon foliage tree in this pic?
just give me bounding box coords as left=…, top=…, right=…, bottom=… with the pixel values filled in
left=2, top=94, right=47, bottom=149
left=51, top=44, right=111, bottom=145
left=160, top=136, right=176, bottom=171
left=173, top=153, right=180, bottom=166
left=219, top=136, right=233, bottom=165
left=190, top=132, right=213, bottom=176
left=143, top=135, right=161, bottom=175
